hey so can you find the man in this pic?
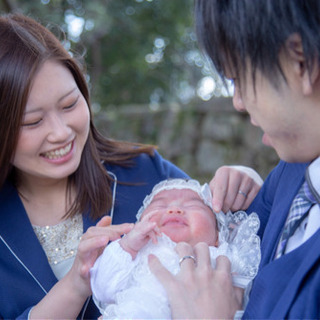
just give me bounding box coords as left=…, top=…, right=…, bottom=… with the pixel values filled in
left=148, top=1, right=320, bottom=318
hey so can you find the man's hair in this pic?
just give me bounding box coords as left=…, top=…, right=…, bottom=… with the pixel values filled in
left=195, top=0, right=320, bottom=86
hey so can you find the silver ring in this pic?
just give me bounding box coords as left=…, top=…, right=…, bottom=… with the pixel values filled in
left=238, top=190, right=248, bottom=198
left=179, top=255, right=197, bottom=267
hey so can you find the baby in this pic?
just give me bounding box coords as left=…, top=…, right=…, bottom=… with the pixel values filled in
left=90, top=179, right=261, bottom=319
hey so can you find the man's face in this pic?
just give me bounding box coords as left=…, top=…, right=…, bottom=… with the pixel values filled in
left=227, top=57, right=320, bottom=163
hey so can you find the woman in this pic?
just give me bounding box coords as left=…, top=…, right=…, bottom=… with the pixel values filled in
left=0, top=13, right=262, bottom=319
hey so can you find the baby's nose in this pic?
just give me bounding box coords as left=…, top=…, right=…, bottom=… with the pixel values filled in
left=167, top=206, right=184, bottom=214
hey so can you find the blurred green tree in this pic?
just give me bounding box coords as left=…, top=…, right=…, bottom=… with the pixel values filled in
left=0, top=0, right=215, bottom=110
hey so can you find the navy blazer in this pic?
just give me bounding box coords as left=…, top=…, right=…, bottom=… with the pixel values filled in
left=244, top=160, right=320, bottom=319
left=0, top=151, right=188, bottom=319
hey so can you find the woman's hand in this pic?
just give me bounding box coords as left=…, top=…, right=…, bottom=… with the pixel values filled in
left=30, top=216, right=134, bottom=319
left=210, top=165, right=263, bottom=212
left=69, top=216, right=134, bottom=298
left=148, top=242, right=243, bottom=320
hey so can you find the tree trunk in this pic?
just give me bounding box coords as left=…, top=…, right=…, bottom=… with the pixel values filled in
left=1, top=0, right=19, bottom=12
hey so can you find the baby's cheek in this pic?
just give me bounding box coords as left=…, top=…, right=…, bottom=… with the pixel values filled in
left=194, top=220, right=218, bottom=245
left=140, top=209, right=158, bottom=221
left=146, top=214, right=161, bottom=226
left=142, top=212, right=160, bottom=226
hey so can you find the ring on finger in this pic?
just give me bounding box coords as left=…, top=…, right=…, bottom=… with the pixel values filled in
left=238, top=190, right=248, bottom=198
left=179, top=255, right=197, bottom=267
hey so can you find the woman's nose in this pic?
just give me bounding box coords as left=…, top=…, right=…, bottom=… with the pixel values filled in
left=47, top=114, right=72, bottom=142
left=232, top=85, right=246, bottom=112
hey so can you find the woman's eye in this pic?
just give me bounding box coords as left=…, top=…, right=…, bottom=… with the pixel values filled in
left=63, top=102, right=75, bottom=110
left=22, top=119, right=42, bottom=127
left=63, top=97, right=79, bottom=110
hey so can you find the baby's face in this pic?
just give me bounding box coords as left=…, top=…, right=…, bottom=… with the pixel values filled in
left=140, top=188, right=218, bottom=246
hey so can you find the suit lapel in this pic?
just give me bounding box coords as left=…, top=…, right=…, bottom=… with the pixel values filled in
left=248, top=162, right=319, bottom=318
left=260, top=165, right=306, bottom=265
left=246, top=228, right=320, bottom=318
left=270, top=229, right=320, bottom=318
left=0, top=182, right=57, bottom=292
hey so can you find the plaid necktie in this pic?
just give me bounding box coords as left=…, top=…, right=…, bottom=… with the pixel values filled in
left=275, top=178, right=317, bottom=259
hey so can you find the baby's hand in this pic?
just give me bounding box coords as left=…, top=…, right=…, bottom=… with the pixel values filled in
left=119, top=220, right=161, bottom=259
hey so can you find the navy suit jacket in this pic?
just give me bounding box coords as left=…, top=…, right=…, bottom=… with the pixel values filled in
left=0, top=151, right=188, bottom=319
left=244, top=160, right=320, bottom=319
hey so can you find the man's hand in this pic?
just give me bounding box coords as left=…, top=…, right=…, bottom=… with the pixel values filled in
left=149, top=241, right=243, bottom=319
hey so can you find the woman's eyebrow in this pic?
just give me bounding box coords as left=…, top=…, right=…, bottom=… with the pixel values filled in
left=57, top=87, right=77, bottom=103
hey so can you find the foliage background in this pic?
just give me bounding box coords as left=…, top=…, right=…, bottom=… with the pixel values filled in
left=1, top=0, right=211, bottom=108
left=0, top=0, right=279, bottom=181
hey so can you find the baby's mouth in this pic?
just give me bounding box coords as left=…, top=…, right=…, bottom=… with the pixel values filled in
left=162, top=217, right=187, bottom=227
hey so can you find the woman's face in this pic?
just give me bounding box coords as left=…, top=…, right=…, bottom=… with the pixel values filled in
left=12, top=59, right=90, bottom=185
left=141, top=189, right=218, bottom=246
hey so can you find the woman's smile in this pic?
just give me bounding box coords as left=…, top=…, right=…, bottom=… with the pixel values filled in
left=41, top=141, right=73, bottom=160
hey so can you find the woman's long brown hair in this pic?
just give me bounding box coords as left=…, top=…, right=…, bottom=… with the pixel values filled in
left=0, top=13, right=155, bottom=219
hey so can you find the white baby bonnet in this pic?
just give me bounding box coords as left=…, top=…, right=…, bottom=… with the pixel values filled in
left=136, top=178, right=213, bottom=221
left=135, top=178, right=261, bottom=283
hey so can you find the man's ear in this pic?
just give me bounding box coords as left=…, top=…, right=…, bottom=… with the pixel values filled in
left=285, top=33, right=320, bottom=95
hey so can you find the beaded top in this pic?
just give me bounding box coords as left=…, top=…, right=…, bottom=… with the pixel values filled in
left=33, top=214, right=83, bottom=265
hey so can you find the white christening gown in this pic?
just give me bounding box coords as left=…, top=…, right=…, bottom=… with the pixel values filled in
left=90, top=211, right=261, bottom=319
